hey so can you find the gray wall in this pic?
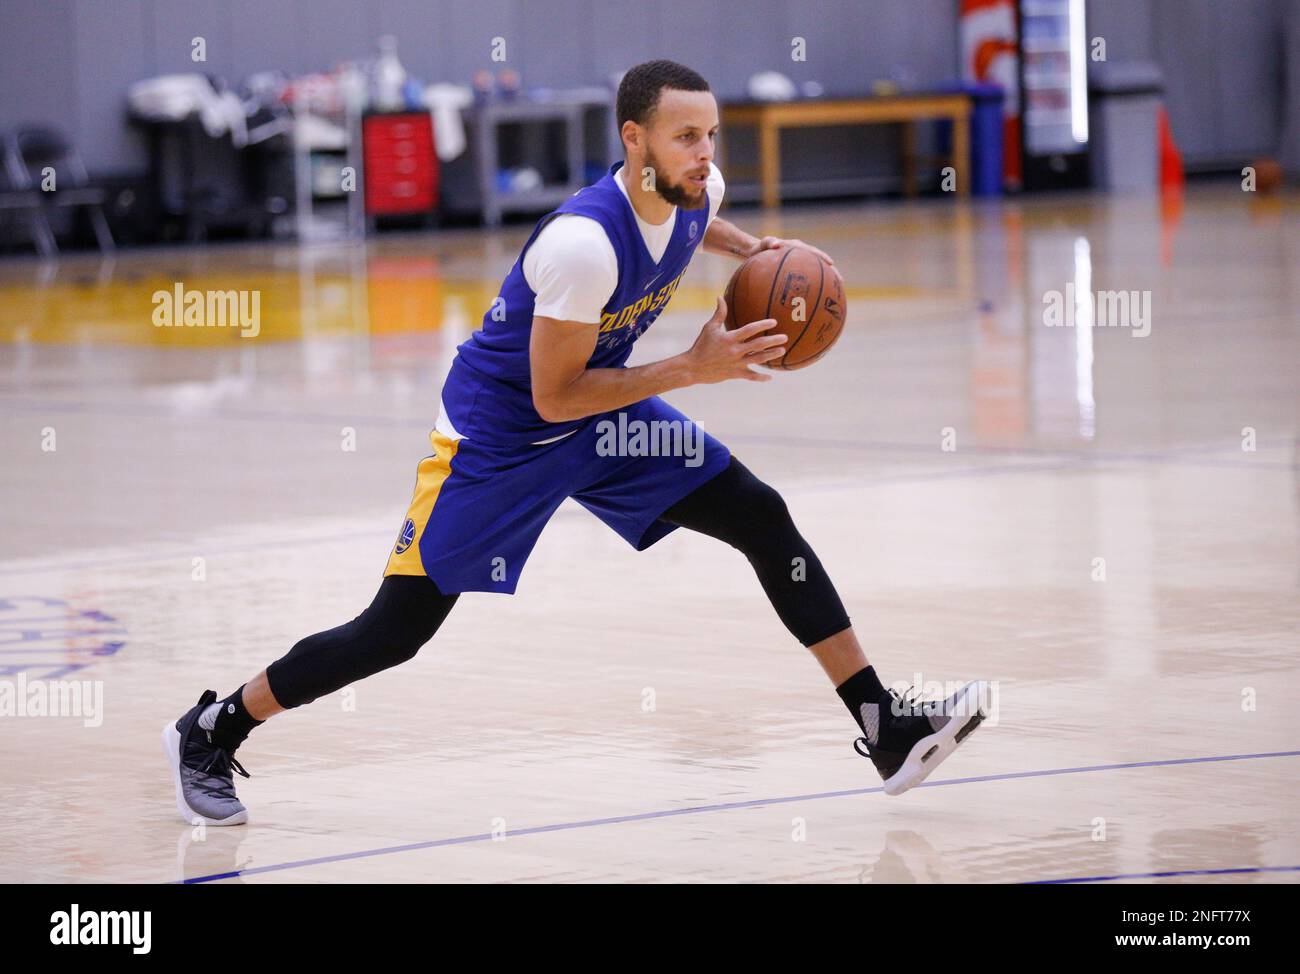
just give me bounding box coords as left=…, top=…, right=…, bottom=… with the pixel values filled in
left=0, top=0, right=958, bottom=176
left=1089, top=0, right=1290, bottom=168
left=0, top=0, right=1293, bottom=179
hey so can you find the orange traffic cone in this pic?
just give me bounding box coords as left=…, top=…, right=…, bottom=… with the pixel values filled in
left=1157, top=106, right=1184, bottom=266
left=1158, top=105, right=1184, bottom=190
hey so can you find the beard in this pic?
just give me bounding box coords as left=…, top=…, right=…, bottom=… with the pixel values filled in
left=643, top=147, right=706, bottom=209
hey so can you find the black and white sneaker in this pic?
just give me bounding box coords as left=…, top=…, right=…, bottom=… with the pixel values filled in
left=855, top=680, right=989, bottom=796
left=162, top=690, right=251, bottom=826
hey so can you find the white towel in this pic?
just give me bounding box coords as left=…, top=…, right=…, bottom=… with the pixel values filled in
left=127, top=74, right=248, bottom=147
left=423, top=83, right=473, bottom=161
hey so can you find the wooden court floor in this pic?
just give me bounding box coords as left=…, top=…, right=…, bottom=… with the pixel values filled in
left=1, top=187, right=1297, bottom=883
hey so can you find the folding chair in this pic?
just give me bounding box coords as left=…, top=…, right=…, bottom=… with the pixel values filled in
left=5, top=125, right=115, bottom=253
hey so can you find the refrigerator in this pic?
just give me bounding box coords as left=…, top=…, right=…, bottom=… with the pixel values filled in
left=1016, top=0, right=1091, bottom=189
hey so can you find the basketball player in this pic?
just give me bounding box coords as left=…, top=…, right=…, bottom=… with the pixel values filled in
left=164, top=60, right=989, bottom=827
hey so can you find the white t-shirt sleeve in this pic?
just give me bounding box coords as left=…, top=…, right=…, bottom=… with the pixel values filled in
left=706, top=161, right=725, bottom=227
left=523, top=215, right=618, bottom=324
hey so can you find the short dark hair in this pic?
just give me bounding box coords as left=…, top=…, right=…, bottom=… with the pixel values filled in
left=616, top=60, right=710, bottom=129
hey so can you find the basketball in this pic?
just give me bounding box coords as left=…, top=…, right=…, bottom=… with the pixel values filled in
left=723, top=246, right=846, bottom=369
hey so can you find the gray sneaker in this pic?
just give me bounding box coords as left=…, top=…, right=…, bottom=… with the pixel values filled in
left=854, top=680, right=989, bottom=796
left=162, top=689, right=251, bottom=826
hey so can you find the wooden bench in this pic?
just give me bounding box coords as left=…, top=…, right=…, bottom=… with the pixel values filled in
left=720, top=93, right=973, bottom=207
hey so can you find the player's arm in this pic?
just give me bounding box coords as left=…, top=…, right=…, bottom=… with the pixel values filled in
left=705, top=217, right=840, bottom=266
left=530, top=299, right=785, bottom=424
left=703, top=217, right=844, bottom=287
left=701, top=216, right=761, bottom=260
left=699, top=163, right=841, bottom=277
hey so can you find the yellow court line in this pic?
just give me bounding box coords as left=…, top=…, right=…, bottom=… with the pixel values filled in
left=0, top=273, right=962, bottom=347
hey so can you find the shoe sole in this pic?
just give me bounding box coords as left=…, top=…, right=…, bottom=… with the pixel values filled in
left=161, top=722, right=248, bottom=827
left=882, top=680, right=988, bottom=797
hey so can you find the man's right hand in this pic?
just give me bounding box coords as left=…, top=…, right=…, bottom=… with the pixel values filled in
left=685, top=297, right=787, bottom=384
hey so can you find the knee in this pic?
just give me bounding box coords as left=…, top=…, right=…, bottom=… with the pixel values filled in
left=379, top=628, right=429, bottom=668
left=363, top=574, right=457, bottom=667
left=748, top=478, right=792, bottom=522
left=358, top=610, right=440, bottom=670
left=727, top=476, right=795, bottom=552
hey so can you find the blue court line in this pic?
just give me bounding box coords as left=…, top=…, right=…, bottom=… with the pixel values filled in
left=1027, top=864, right=1300, bottom=884
left=176, top=748, right=1300, bottom=884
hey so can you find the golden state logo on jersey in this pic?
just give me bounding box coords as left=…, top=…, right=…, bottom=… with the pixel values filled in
left=394, top=517, right=416, bottom=554
left=595, top=269, right=686, bottom=350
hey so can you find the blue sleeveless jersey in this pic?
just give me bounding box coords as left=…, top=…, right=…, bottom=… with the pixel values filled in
left=442, top=162, right=711, bottom=446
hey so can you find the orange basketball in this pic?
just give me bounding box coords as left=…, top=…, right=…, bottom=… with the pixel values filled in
left=723, top=247, right=846, bottom=370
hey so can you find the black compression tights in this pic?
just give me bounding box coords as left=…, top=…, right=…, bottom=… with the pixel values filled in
left=658, top=455, right=852, bottom=647
left=265, top=574, right=459, bottom=709
left=265, top=456, right=850, bottom=709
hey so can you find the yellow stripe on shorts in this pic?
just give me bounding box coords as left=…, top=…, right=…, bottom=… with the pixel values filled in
left=383, top=430, right=461, bottom=577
